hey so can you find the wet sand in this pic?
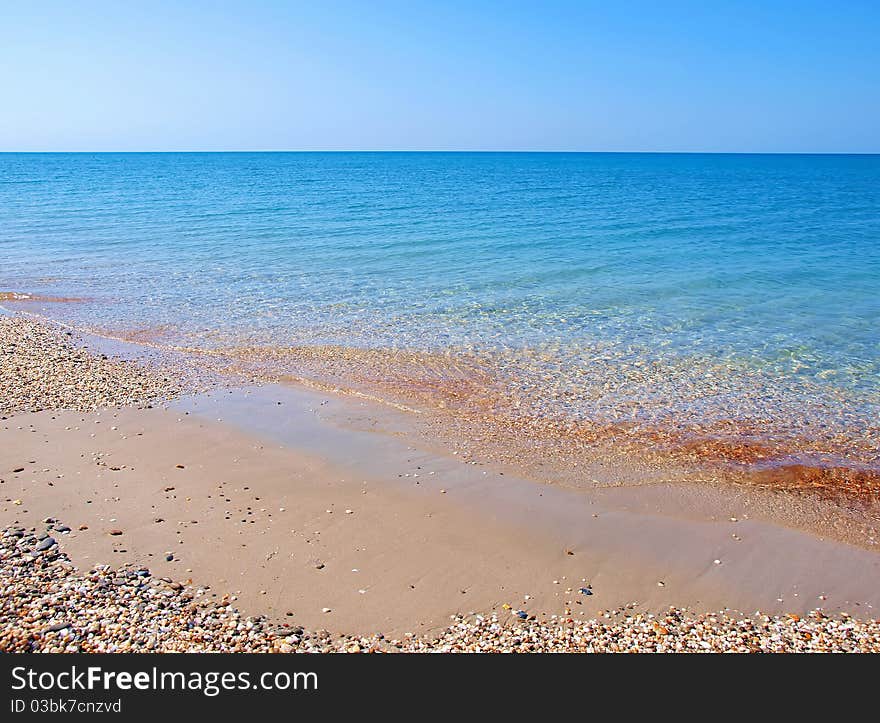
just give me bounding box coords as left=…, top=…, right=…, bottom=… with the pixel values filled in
left=3, top=384, right=880, bottom=637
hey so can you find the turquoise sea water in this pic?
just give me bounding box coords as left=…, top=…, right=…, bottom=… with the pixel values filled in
left=2, top=153, right=879, bottom=462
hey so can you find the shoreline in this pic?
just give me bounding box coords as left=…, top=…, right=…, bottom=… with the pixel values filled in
left=2, top=313, right=880, bottom=652
left=5, top=300, right=880, bottom=540
left=4, top=296, right=879, bottom=512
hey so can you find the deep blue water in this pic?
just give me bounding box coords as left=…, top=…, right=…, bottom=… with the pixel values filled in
left=2, top=152, right=879, bottom=441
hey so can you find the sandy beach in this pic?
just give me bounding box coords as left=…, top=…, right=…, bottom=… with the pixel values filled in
left=2, top=313, right=880, bottom=652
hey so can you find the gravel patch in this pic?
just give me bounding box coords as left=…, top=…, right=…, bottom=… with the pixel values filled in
left=0, top=522, right=308, bottom=653
left=0, top=316, right=182, bottom=414
left=2, top=523, right=878, bottom=653
left=417, top=608, right=880, bottom=653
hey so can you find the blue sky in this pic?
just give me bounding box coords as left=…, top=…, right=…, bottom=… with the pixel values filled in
left=1, top=1, right=878, bottom=152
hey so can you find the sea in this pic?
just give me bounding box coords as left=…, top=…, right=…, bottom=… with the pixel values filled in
left=2, top=152, right=878, bottom=471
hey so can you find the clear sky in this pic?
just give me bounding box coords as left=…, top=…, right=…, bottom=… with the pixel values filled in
left=1, top=0, right=878, bottom=152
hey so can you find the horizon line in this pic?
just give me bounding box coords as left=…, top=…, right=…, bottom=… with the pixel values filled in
left=1, top=149, right=879, bottom=156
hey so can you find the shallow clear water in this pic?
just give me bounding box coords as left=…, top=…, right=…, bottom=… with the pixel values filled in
left=2, top=152, right=879, bottom=460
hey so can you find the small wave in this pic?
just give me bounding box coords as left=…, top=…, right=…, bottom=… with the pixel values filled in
left=0, top=291, right=86, bottom=303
